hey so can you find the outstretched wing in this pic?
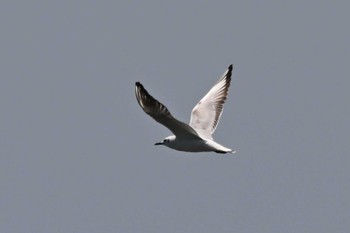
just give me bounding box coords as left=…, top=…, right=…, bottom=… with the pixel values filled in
left=135, top=82, right=201, bottom=140
left=189, top=65, right=233, bottom=140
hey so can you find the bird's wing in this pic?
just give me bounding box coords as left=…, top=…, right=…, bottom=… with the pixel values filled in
left=135, top=82, right=201, bottom=140
left=189, top=65, right=233, bottom=140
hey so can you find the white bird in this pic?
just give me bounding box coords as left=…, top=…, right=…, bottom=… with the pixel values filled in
left=135, top=64, right=236, bottom=154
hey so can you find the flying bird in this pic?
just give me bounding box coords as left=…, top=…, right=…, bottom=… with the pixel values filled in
left=135, top=64, right=235, bottom=154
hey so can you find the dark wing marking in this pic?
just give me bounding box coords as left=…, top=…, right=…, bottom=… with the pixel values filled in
left=135, top=82, right=201, bottom=140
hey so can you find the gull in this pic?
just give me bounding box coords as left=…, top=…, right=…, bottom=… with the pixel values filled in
left=135, top=64, right=236, bottom=154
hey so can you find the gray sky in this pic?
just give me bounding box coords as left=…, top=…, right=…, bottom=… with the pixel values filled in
left=1, top=1, right=349, bottom=233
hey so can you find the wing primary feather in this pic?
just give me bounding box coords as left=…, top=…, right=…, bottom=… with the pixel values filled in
left=135, top=82, right=170, bottom=118
left=135, top=82, right=201, bottom=139
left=189, top=64, right=233, bottom=139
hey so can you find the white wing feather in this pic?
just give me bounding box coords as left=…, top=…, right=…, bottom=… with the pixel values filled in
left=189, top=65, right=233, bottom=139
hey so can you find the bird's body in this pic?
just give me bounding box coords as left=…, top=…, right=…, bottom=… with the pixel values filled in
left=160, top=136, right=233, bottom=154
left=135, top=64, right=235, bottom=154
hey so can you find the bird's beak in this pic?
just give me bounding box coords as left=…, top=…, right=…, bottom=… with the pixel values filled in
left=154, top=142, right=163, bottom=146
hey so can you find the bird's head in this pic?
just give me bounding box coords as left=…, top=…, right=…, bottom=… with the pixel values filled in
left=154, top=135, right=176, bottom=146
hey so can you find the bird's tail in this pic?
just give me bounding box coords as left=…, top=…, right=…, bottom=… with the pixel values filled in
left=214, top=148, right=236, bottom=154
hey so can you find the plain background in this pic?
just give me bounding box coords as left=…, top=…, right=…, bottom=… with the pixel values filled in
left=1, top=1, right=349, bottom=232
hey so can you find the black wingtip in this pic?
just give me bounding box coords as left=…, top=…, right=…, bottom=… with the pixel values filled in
left=226, top=64, right=233, bottom=79
left=135, top=82, right=145, bottom=90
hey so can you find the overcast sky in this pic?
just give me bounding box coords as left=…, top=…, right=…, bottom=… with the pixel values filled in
left=1, top=1, right=349, bottom=233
